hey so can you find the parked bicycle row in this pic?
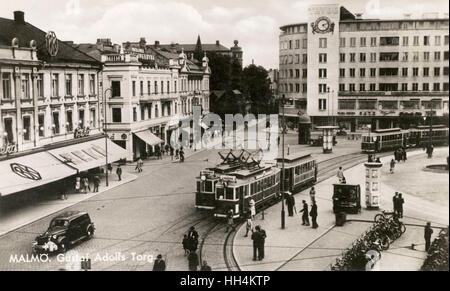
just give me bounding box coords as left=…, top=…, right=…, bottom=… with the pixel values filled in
left=330, top=215, right=406, bottom=271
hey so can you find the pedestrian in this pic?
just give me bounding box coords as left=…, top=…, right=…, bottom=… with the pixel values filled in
left=244, top=214, right=253, bottom=237
left=309, top=187, right=316, bottom=204
left=75, top=176, right=81, bottom=193
left=93, top=175, right=100, bottom=192
left=251, top=227, right=261, bottom=261
left=170, top=147, right=174, bottom=161
left=200, top=260, right=212, bottom=271
left=424, top=222, right=433, bottom=252
left=310, top=201, right=318, bottom=229
left=175, top=149, right=179, bottom=160
left=165, top=144, right=170, bottom=156
left=226, top=209, right=234, bottom=232
left=393, top=192, right=399, bottom=215
left=258, top=226, right=266, bottom=260
left=249, top=199, right=256, bottom=219
left=188, top=250, right=199, bottom=271
left=107, top=163, right=113, bottom=174
left=188, top=226, right=199, bottom=252
left=83, top=177, right=90, bottom=193
left=152, top=254, right=166, bottom=271
left=401, top=148, right=407, bottom=162
left=116, top=164, right=122, bottom=181
left=135, top=158, right=142, bottom=172
left=394, top=149, right=400, bottom=163
left=286, top=192, right=294, bottom=217
left=179, top=149, right=185, bottom=163
left=299, top=200, right=310, bottom=226
left=337, top=167, right=344, bottom=183
left=182, top=234, right=189, bottom=256
left=390, top=159, right=395, bottom=174
left=277, top=136, right=280, bottom=146
left=397, top=193, right=404, bottom=218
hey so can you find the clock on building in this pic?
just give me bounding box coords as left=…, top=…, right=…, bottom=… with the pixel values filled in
left=311, top=16, right=335, bottom=34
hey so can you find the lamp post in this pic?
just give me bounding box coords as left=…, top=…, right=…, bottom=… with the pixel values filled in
left=327, top=87, right=331, bottom=126
left=104, top=88, right=112, bottom=187
left=428, top=106, right=433, bottom=149
left=281, top=95, right=286, bottom=230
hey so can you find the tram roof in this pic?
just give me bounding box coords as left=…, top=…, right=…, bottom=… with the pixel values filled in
left=276, top=152, right=313, bottom=163
left=414, top=125, right=448, bottom=130
left=230, top=164, right=277, bottom=179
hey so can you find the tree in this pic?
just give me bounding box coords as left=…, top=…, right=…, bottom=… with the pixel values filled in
left=207, top=52, right=232, bottom=91
left=241, top=65, right=277, bottom=114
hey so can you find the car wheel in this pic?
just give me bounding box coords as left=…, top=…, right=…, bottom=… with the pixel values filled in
left=86, top=226, right=95, bottom=239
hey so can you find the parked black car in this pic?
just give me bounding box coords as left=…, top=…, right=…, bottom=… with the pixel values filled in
left=32, top=211, right=95, bottom=254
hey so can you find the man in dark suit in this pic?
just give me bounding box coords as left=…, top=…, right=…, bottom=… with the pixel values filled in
left=152, top=254, right=166, bottom=271
left=286, top=192, right=295, bottom=217
left=299, top=200, right=310, bottom=226
left=251, top=228, right=261, bottom=261
left=310, top=201, right=318, bottom=229
left=257, top=226, right=267, bottom=260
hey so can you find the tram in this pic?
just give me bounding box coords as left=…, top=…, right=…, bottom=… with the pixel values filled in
left=409, top=125, right=449, bottom=147
left=277, top=152, right=317, bottom=193
left=195, top=150, right=247, bottom=210
left=196, top=149, right=318, bottom=219
left=214, top=164, right=281, bottom=218
left=361, top=126, right=449, bottom=153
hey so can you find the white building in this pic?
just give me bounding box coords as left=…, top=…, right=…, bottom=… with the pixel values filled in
left=76, top=38, right=211, bottom=161
left=0, top=12, right=127, bottom=198
left=279, top=4, right=449, bottom=130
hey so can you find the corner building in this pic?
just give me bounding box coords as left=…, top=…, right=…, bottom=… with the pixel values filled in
left=279, top=4, right=449, bottom=130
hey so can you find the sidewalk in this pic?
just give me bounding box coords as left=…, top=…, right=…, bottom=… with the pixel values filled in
left=233, top=147, right=449, bottom=271
left=0, top=170, right=137, bottom=237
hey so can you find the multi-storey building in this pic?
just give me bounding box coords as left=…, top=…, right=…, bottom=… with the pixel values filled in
left=279, top=4, right=449, bottom=130
left=76, top=38, right=211, bottom=161
left=0, top=11, right=127, bottom=198
left=147, top=37, right=243, bottom=67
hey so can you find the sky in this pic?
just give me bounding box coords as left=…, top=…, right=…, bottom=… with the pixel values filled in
left=0, top=0, right=448, bottom=69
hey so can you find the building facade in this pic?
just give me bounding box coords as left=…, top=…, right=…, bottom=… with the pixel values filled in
left=279, top=4, right=449, bottom=130
left=0, top=12, right=128, bottom=199
left=76, top=38, right=211, bottom=161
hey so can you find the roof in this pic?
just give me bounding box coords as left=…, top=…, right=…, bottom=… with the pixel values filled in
left=53, top=211, right=87, bottom=220
left=0, top=16, right=101, bottom=66
left=277, top=152, right=314, bottom=163
left=150, top=43, right=230, bottom=52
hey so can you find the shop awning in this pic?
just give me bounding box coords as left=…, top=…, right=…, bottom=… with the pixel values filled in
left=0, top=152, right=77, bottom=197
left=48, top=138, right=128, bottom=172
left=134, top=131, right=164, bottom=146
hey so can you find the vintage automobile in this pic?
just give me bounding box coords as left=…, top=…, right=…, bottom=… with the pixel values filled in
left=32, top=211, right=95, bottom=254
left=332, top=184, right=361, bottom=214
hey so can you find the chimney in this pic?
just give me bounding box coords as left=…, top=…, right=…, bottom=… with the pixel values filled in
left=216, top=40, right=220, bottom=46
left=155, top=40, right=160, bottom=46
left=14, top=11, right=25, bottom=23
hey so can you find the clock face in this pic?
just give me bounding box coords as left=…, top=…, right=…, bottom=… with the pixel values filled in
left=317, top=18, right=330, bottom=31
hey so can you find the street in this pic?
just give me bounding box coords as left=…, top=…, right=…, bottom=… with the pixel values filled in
left=0, top=148, right=222, bottom=271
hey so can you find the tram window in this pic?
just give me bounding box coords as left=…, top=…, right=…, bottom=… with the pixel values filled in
left=295, top=166, right=300, bottom=175
left=225, top=188, right=234, bottom=200
left=217, top=188, right=224, bottom=200
left=197, top=181, right=201, bottom=192
left=244, top=185, right=249, bottom=197
left=236, top=187, right=242, bottom=199
left=205, top=181, right=213, bottom=192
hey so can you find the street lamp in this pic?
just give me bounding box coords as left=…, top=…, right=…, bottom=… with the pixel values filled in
left=281, top=95, right=286, bottom=230
left=104, top=88, right=112, bottom=187
left=327, top=87, right=331, bottom=126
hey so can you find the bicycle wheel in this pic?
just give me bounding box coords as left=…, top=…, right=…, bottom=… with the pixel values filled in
left=380, top=236, right=390, bottom=250
left=374, top=214, right=385, bottom=223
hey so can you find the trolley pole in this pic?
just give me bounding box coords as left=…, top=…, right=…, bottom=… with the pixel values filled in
left=281, top=95, right=286, bottom=230
left=104, top=88, right=111, bottom=187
